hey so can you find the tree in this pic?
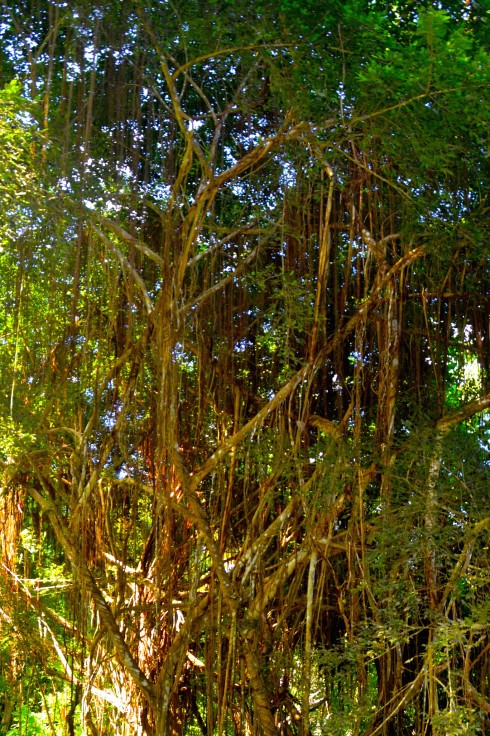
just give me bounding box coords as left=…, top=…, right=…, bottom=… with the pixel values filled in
left=0, top=1, right=489, bottom=734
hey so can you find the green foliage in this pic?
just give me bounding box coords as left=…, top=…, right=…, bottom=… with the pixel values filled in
left=5, top=693, right=81, bottom=736
left=0, top=1, right=488, bottom=734
left=0, top=80, right=41, bottom=247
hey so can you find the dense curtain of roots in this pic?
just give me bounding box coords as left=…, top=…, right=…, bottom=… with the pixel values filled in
left=0, top=2, right=488, bottom=735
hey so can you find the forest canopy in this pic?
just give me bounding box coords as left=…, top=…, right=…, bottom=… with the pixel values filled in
left=0, top=1, right=489, bottom=735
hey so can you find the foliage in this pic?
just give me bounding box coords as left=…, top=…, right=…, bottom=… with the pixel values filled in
left=0, top=1, right=488, bottom=735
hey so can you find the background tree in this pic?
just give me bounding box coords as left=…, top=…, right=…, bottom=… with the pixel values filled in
left=0, top=1, right=489, bottom=734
